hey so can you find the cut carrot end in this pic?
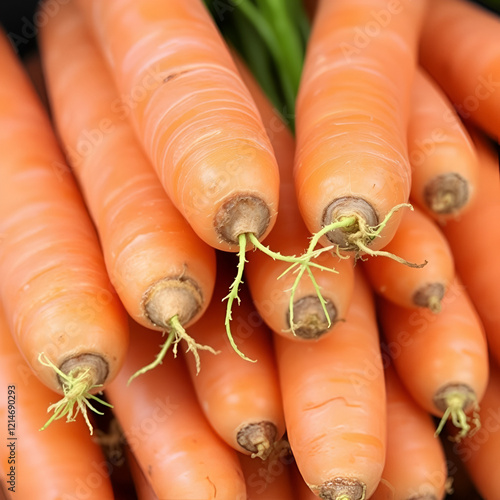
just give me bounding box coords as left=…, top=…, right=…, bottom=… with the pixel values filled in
left=236, top=421, right=278, bottom=460
left=413, top=283, right=445, bottom=313
left=224, top=233, right=256, bottom=362
left=313, top=477, right=367, bottom=500
left=38, top=352, right=111, bottom=435
left=143, top=276, right=203, bottom=329
left=424, top=173, right=469, bottom=215
left=286, top=295, right=337, bottom=339
left=127, top=315, right=219, bottom=385
left=433, top=384, right=480, bottom=440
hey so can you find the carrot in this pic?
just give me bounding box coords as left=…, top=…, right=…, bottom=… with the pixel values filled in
left=294, top=0, right=428, bottom=258
left=184, top=253, right=285, bottom=459
left=370, top=365, right=448, bottom=500
left=104, top=316, right=247, bottom=499
left=0, top=303, right=115, bottom=499
left=0, top=28, right=128, bottom=431
left=75, top=0, right=280, bottom=253
left=39, top=0, right=218, bottom=377
left=362, top=206, right=455, bottom=313
left=275, top=269, right=386, bottom=499
left=238, top=441, right=295, bottom=499
left=231, top=50, right=355, bottom=340
left=408, top=68, right=478, bottom=218
left=440, top=130, right=500, bottom=367
left=420, top=0, right=500, bottom=140
left=451, top=358, right=500, bottom=500
left=126, top=448, right=159, bottom=500
left=378, top=277, right=489, bottom=439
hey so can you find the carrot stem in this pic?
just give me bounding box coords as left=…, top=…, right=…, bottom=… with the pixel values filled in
left=127, top=315, right=219, bottom=384
left=38, top=353, right=112, bottom=435
left=434, top=392, right=480, bottom=441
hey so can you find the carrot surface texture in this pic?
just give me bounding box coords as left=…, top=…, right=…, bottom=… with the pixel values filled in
left=420, top=0, right=500, bottom=141
left=184, top=253, right=285, bottom=460
left=370, top=365, right=448, bottom=500
left=0, top=29, right=128, bottom=432
left=275, top=269, right=386, bottom=499
left=362, top=206, right=455, bottom=313
left=294, top=0, right=428, bottom=263
left=104, top=317, right=247, bottom=499
left=408, top=68, right=478, bottom=220
left=39, top=0, right=218, bottom=380
left=379, top=277, right=489, bottom=440
left=0, top=304, right=115, bottom=499
left=232, top=50, right=355, bottom=340
left=441, top=130, right=500, bottom=368
left=451, top=359, right=500, bottom=500
left=75, top=0, right=334, bottom=361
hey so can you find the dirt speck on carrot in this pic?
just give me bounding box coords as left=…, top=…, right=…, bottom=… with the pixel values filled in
left=413, top=282, right=445, bottom=313
left=286, top=295, right=337, bottom=339
left=236, top=421, right=277, bottom=460
left=424, top=173, right=469, bottom=215
left=59, top=353, right=109, bottom=387
left=315, top=477, right=366, bottom=500
left=143, top=277, right=203, bottom=328
left=321, top=197, right=378, bottom=250
left=215, top=195, right=271, bottom=244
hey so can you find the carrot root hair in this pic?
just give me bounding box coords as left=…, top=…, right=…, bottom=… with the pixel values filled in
left=433, top=384, right=480, bottom=440
left=312, top=477, right=366, bottom=500
left=236, top=421, right=278, bottom=460
left=38, top=352, right=112, bottom=435
left=127, top=315, right=219, bottom=385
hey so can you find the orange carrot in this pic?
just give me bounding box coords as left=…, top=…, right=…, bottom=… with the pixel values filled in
left=75, top=0, right=280, bottom=253
left=378, top=277, right=489, bottom=439
left=452, top=359, right=500, bottom=500
left=440, top=130, right=500, bottom=367
left=370, top=365, right=448, bottom=500
left=0, top=304, right=115, bottom=499
left=184, top=253, right=285, bottom=459
left=275, top=269, right=386, bottom=499
left=39, top=0, right=217, bottom=375
left=294, top=0, right=428, bottom=256
left=420, top=0, right=500, bottom=140
left=126, top=448, right=159, bottom=500
left=362, top=206, right=455, bottom=313
left=0, top=28, right=128, bottom=431
left=238, top=441, right=295, bottom=499
left=104, top=317, right=247, bottom=499
left=409, top=68, right=478, bottom=219
left=233, top=50, right=355, bottom=340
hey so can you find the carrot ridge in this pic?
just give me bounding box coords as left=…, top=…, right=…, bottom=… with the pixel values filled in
left=127, top=315, right=219, bottom=385
left=38, top=353, right=112, bottom=435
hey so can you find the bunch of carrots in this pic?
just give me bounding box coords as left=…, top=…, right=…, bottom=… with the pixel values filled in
left=1, top=0, right=500, bottom=498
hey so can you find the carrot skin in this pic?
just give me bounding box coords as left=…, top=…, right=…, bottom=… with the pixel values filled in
left=75, top=0, right=281, bottom=251
left=0, top=29, right=128, bottom=394
left=275, top=269, right=386, bottom=498
left=184, top=253, right=286, bottom=458
left=40, top=0, right=216, bottom=331
left=0, top=305, right=115, bottom=499
left=378, top=278, right=489, bottom=422
left=104, top=317, right=247, bottom=499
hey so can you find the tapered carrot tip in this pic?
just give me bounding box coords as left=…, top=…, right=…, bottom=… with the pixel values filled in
left=38, top=352, right=112, bottom=435
left=144, top=277, right=203, bottom=328
left=433, top=383, right=480, bottom=440
left=313, top=477, right=366, bottom=500
left=424, top=173, right=469, bottom=215
left=236, top=421, right=278, bottom=460
left=214, top=195, right=271, bottom=245
left=322, top=196, right=379, bottom=250
left=413, top=283, right=445, bottom=313
left=286, top=295, right=337, bottom=339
